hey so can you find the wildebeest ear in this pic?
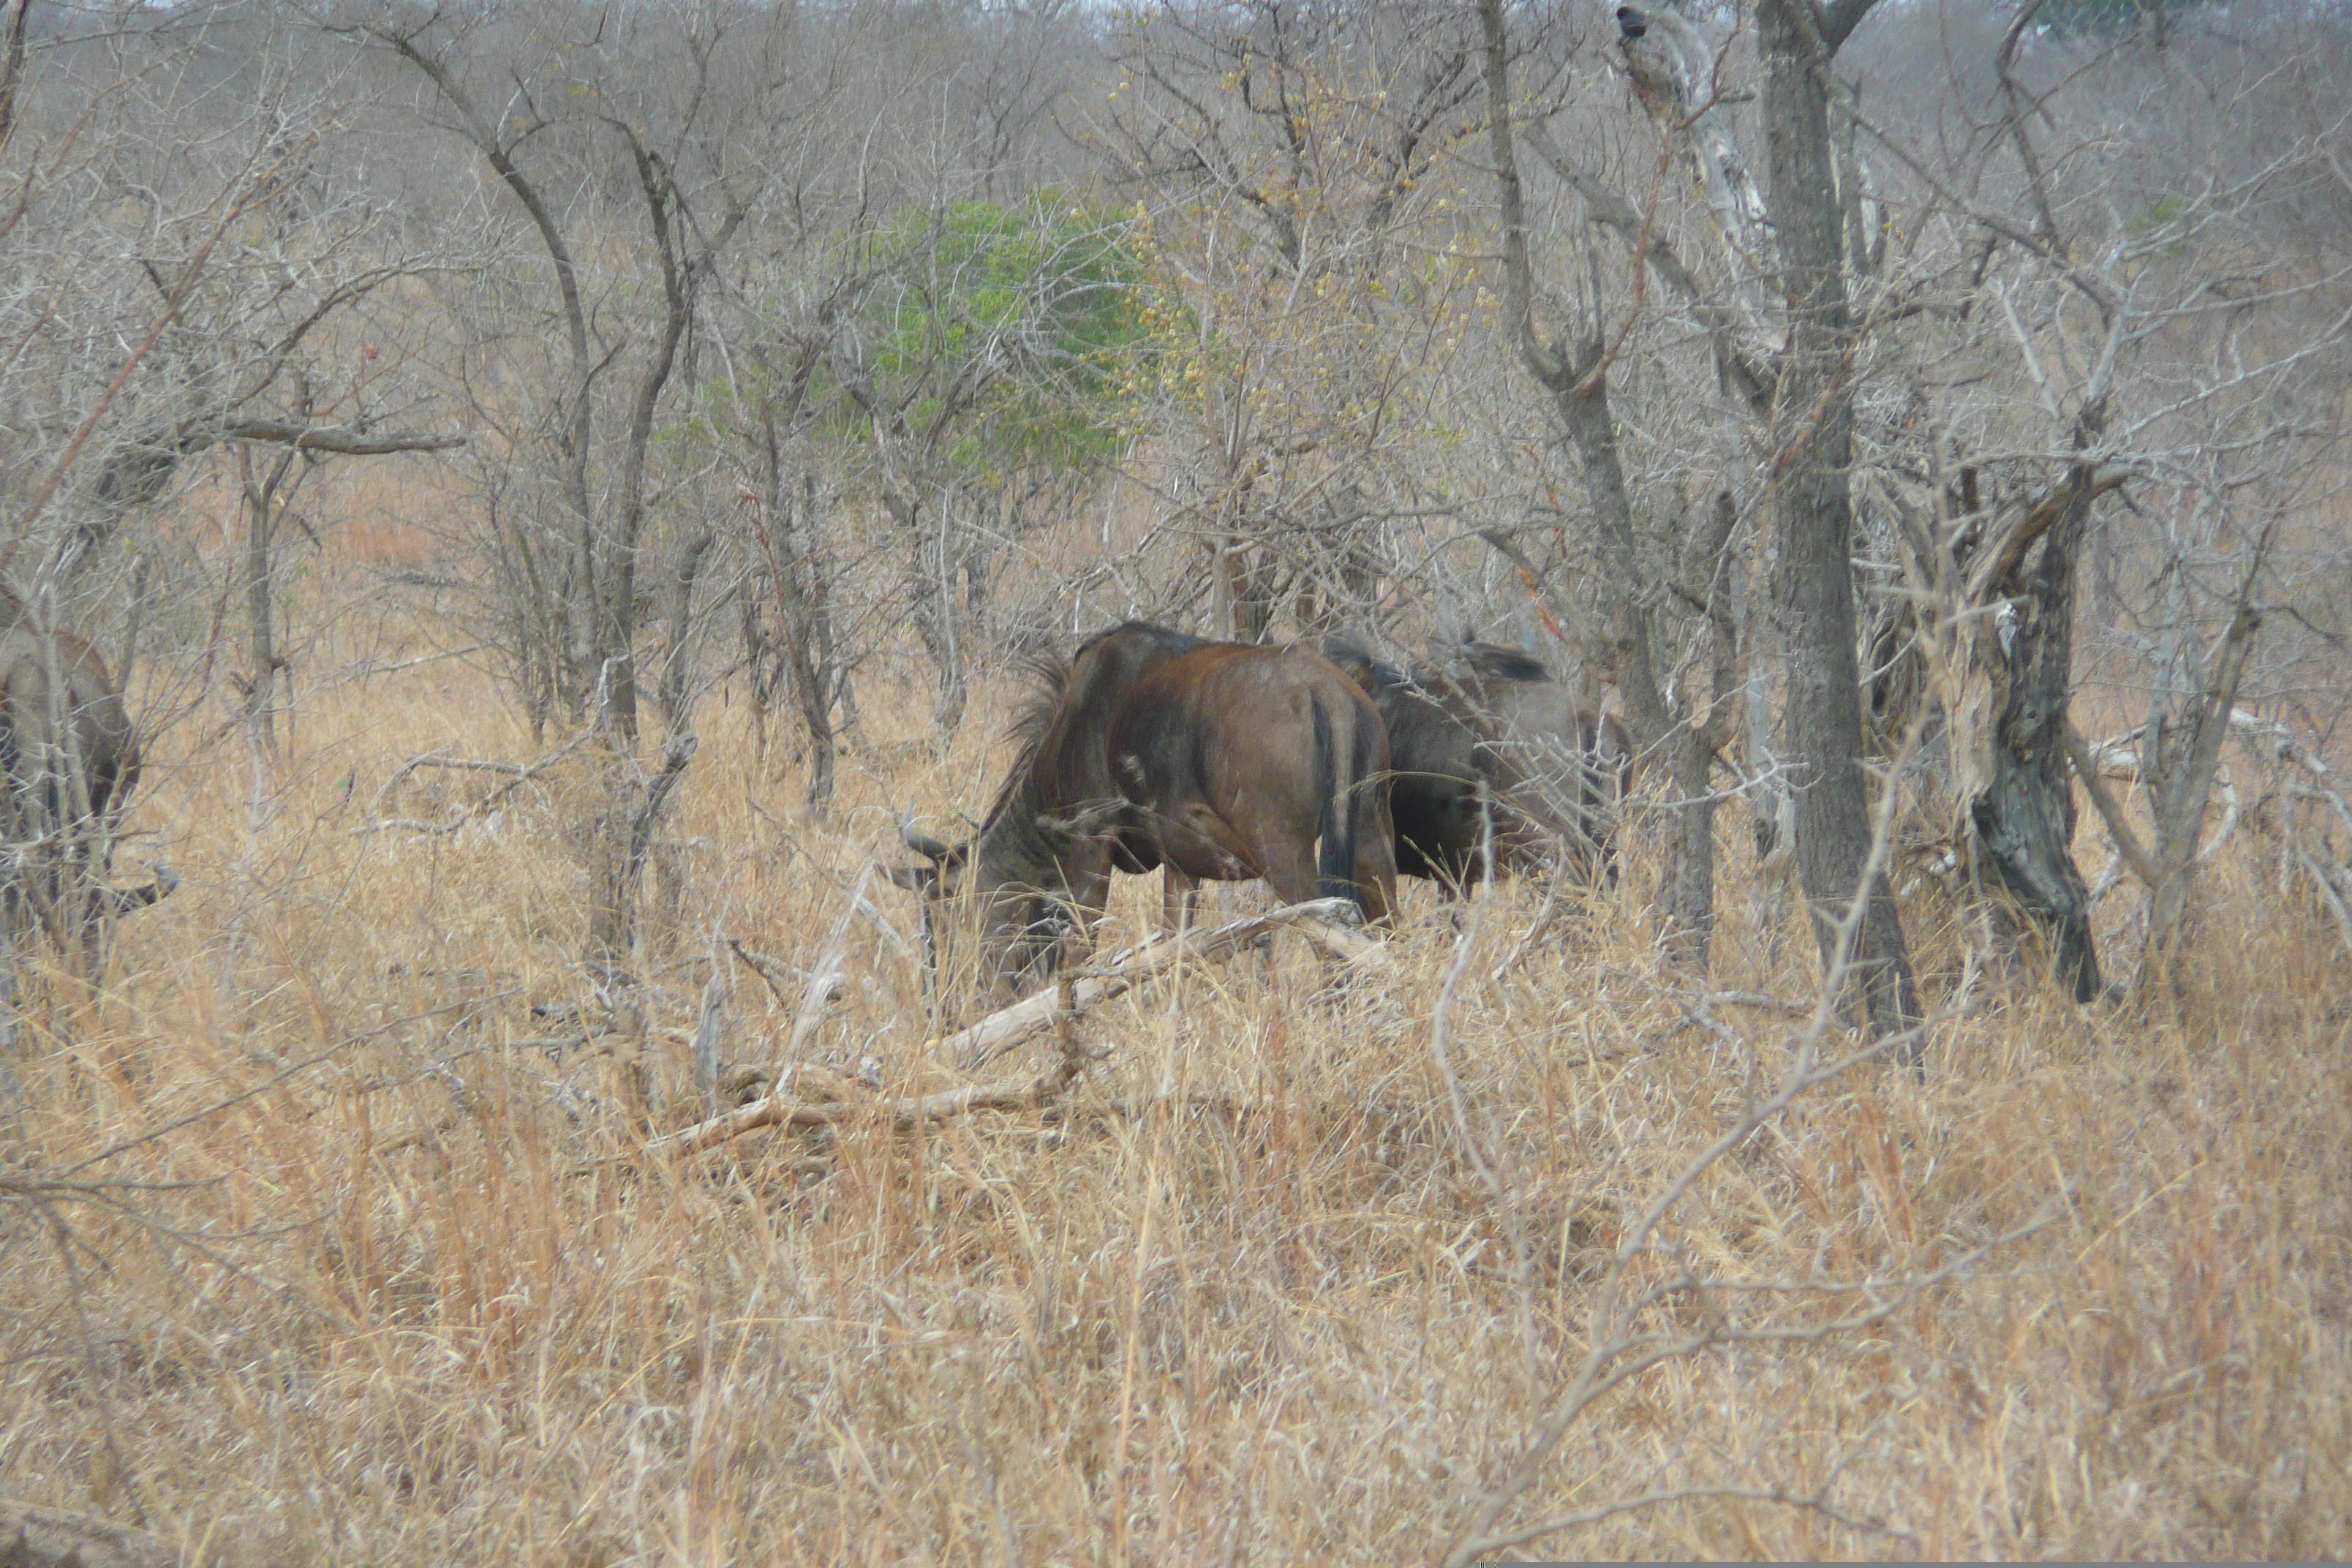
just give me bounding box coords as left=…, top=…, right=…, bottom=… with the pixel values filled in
left=883, top=863, right=938, bottom=893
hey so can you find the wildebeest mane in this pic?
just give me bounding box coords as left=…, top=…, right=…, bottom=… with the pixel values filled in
left=978, top=622, right=1205, bottom=867
left=983, top=641, right=1078, bottom=835
left=1005, top=643, right=1074, bottom=755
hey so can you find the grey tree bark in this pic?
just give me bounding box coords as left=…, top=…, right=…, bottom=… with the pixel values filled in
left=1757, top=0, right=1921, bottom=1037
left=657, top=524, right=715, bottom=739
left=235, top=443, right=299, bottom=757
left=1972, top=474, right=2108, bottom=1000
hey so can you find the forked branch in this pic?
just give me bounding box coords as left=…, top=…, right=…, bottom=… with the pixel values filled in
left=642, top=898, right=1384, bottom=1160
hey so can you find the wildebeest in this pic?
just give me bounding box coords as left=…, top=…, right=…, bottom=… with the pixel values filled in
left=891, top=621, right=1397, bottom=1002
left=1325, top=638, right=1632, bottom=890
left=0, top=592, right=170, bottom=961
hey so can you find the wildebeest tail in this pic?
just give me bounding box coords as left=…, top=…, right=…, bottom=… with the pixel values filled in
left=1311, top=694, right=1352, bottom=908
left=1313, top=693, right=1379, bottom=913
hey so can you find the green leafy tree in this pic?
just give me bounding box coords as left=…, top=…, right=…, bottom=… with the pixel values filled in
left=828, top=194, right=1146, bottom=728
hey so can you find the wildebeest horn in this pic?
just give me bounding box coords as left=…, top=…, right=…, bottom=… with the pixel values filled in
left=900, top=821, right=953, bottom=862
left=1036, top=799, right=1124, bottom=842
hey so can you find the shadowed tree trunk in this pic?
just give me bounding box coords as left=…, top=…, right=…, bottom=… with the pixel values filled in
left=770, top=470, right=843, bottom=814
left=1758, top=0, right=1921, bottom=1038
left=1891, top=447, right=2127, bottom=1003
left=236, top=443, right=297, bottom=758
left=1972, top=473, right=2106, bottom=1000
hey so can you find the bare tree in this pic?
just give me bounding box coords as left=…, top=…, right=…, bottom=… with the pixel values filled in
left=335, top=0, right=772, bottom=965
left=1748, top=0, right=1923, bottom=1033
left=1847, top=0, right=2350, bottom=995
left=1478, top=0, right=1743, bottom=971
left=1101, top=0, right=1499, bottom=645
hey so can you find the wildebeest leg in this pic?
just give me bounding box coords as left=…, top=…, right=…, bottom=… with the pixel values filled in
left=1248, top=841, right=1353, bottom=990
left=1160, top=866, right=1200, bottom=932
left=1256, top=840, right=1324, bottom=910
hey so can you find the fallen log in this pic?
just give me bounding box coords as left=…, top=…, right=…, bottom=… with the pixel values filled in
left=641, top=898, right=1384, bottom=1158
left=0, top=1499, right=184, bottom=1568
left=640, top=1051, right=1088, bottom=1158
left=943, top=897, right=1382, bottom=1071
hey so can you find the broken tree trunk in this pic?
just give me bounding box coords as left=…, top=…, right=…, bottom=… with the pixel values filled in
left=1893, top=459, right=2125, bottom=1003
left=788, top=863, right=875, bottom=1055
left=1969, top=478, right=2105, bottom=1002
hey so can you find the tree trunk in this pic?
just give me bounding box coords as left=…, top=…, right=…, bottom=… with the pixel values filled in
left=582, top=734, right=636, bottom=973
left=1217, top=536, right=1275, bottom=644
left=236, top=444, right=297, bottom=758
left=1554, top=379, right=1718, bottom=968
left=1658, top=722, right=1720, bottom=970
left=584, top=732, right=698, bottom=974
left=657, top=524, right=714, bottom=737
left=740, top=570, right=773, bottom=760
left=1759, top=0, right=1920, bottom=1039
left=113, top=554, right=149, bottom=704
left=1972, top=489, right=2104, bottom=1000
left=889, top=483, right=969, bottom=734
left=2141, top=612, right=2258, bottom=970
left=779, top=473, right=840, bottom=814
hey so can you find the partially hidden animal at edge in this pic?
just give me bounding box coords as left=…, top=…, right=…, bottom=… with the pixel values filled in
left=892, top=622, right=1398, bottom=1004
left=1325, top=637, right=1632, bottom=892
left=0, top=588, right=173, bottom=962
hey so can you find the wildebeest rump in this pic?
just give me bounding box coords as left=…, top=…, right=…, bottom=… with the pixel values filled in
left=0, top=592, right=169, bottom=957
left=892, top=621, right=1397, bottom=1001
left=1327, top=638, right=1631, bottom=889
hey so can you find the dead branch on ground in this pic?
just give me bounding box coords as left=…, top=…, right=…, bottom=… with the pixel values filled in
left=787, top=862, right=875, bottom=1054
left=357, top=729, right=596, bottom=837
left=946, top=896, right=1382, bottom=1071
left=0, top=1498, right=181, bottom=1568
left=639, top=898, right=1382, bottom=1159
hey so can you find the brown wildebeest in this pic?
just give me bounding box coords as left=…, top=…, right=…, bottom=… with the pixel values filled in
left=1326, top=638, right=1631, bottom=892
left=891, top=621, right=1396, bottom=1003
left=0, top=593, right=171, bottom=962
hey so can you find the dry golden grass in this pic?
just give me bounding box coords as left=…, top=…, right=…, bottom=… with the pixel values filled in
left=2, top=607, right=2349, bottom=1564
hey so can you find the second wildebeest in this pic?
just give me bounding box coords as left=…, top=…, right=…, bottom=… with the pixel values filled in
left=891, top=622, right=1396, bottom=1005
left=1326, top=638, right=1631, bottom=891
left=0, top=591, right=171, bottom=964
